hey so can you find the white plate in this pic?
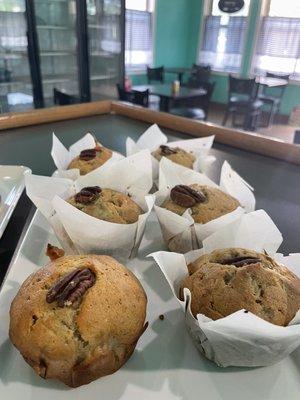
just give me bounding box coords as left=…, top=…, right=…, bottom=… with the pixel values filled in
left=0, top=211, right=300, bottom=399
left=0, top=165, right=31, bottom=239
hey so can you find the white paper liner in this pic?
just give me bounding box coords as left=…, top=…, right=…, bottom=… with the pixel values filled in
left=150, top=210, right=300, bottom=368
left=126, top=123, right=215, bottom=180
left=25, top=150, right=154, bottom=259
left=153, top=158, right=255, bottom=253
left=51, top=132, right=124, bottom=179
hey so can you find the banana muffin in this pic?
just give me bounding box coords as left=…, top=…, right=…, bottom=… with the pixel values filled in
left=152, top=145, right=195, bottom=169
left=9, top=254, right=147, bottom=387
left=180, top=248, right=300, bottom=326
left=68, top=186, right=143, bottom=224
left=162, top=184, right=240, bottom=224
left=68, top=144, right=112, bottom=175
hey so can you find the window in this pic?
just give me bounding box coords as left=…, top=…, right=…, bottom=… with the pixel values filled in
left=198, top=0, right=250, bottom=73
left=125, top=0, right=154, bottom=70
left=253, top=0, right=300, bottom=79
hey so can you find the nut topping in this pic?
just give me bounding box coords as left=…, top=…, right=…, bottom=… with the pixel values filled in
left=74, top=186, right=101, bottom=204
left=222, top=256, right=261, bottom=267
left=79, top=148, right=97, bottom=161
left=160, top=145, right=177, bottom=155
left=170, top=184, right=206, bottom=207
left=46, top=268, right=96, bottom=307
left=46, top=243, right=65, bottom=261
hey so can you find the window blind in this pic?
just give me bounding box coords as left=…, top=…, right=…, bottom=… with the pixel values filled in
left=199, top=15, right=247, bottom=73
left=125, top=9, right=152, bottom=68
left=253, top=17, right=300, bottom=79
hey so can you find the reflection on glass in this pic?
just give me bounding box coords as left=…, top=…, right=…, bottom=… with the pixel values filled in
left=34, top=0, right=79, bottom=105
left=87, top=0, right=122, bottom=100
left=0, top=0, right=33, bottom=112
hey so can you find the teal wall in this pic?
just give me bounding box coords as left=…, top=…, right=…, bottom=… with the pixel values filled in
left=128, top=0, right=300, bottom=116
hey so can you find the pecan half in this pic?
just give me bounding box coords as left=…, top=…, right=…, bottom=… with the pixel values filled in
left=170, top=184, right=206, bottom=207
left=46, top=243, right=65, bottom=261
left=74, top=186, right=101, bottom=204
left=221, top=256, right=261, bottom=267
left=160, top=145, right=177, bottom=155
left=79, top=148, right=97, bottom=161
left=46, top=268, right=95, bottom=307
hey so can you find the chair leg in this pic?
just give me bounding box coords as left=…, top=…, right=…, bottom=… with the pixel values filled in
left=222, top=108, right=229, bottom=126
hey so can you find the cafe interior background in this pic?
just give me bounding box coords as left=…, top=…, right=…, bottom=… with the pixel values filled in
left=0, top=0, right=299, bottom=143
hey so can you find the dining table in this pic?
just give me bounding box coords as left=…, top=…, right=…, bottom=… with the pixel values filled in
left=132, top=83, right=207, bottom=112
left=255, top=76, right=288, bottom=88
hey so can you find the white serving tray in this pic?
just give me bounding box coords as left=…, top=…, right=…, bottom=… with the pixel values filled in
left=0, top=165, right=31, bottom=239
left=0, top=210, right=300, bottom=399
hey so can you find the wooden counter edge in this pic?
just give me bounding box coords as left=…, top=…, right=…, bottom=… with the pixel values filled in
left=111, top=102, right=300, bottom=165
left=0, top=100, right=112, bottom=131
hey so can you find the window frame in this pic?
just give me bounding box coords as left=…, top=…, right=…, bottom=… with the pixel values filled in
left=125, top=0, right=155, bottom=74
left=197, top=0, right=251, bottom=75
left=250, top=0, right=300, bottom=83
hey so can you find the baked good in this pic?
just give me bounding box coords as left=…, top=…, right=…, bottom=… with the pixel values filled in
left=68, top=144, right=112, bottom=175
left=68, top=186, right=143, bottom=224
left=162, top=184, right=240, bottom=224
left=9, top=254, right=147, bottom=387
left=152, top=145, right=195, bottom=169
left=180, top=247, right=300, bottom=326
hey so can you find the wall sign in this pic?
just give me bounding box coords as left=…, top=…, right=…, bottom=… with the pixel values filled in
left=218, top=0, right=245, bottom=13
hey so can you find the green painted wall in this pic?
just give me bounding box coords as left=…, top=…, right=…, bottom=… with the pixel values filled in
left=128, top=0, right=300, bottom=116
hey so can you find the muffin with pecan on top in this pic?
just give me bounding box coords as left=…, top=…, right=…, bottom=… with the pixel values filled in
left=68, top=186, right=143, bottom=224
left=9, top=254, right=147, bottom=387
left=180, top=247, right=300, bottom=326
left=162, top=184, right=240, bottom=224
left=68, top=144, right=112, bottom=175
left=152, top=145, right=195, bottom=169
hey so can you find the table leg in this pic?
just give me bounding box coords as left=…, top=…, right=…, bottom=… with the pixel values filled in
left=159, top=96, right=170, bottom=112
left=178, top=72, right=183, bottom=85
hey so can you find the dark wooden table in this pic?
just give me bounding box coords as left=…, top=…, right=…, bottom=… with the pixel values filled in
left=164, top=67, right=192, bottom=84
left=0, top=102, right=300, bottom=286
left=132, top=83, right=206, bottom=112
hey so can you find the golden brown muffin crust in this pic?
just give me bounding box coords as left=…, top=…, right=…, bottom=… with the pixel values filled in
left=9, top=255, right=147, bottom=387
left=68, top=187, right=143, bottom=224
left=152, top=145, right=195, bottom=169
left=68, top=145, right=112, bottom=175
left=162, top=184, right=240, bottom=224
left=180, top=248, right=300, bottom=326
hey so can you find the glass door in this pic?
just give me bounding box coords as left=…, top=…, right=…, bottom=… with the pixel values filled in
left=34, top=0, right=79, bottom=106
left=0, top=0, right=34, bottom=112
left=87, top=0, right=124, bottom=100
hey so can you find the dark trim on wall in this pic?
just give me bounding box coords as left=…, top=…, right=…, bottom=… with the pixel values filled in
left=76, top=0, right=91, bottom=102
left=25, top=0, right=44, bottom=108
left=120, top=0, right=126, bottom=86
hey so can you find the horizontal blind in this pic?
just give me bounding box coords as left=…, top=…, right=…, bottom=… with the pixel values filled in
left=254, top=17, right=300, bottom=78
left=199, top=15, right=247, bottom=73
left=125, top=9, right=152, bottom=68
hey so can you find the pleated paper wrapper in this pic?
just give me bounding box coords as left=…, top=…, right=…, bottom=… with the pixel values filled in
left=25, top=150, right=154, bottom=260
left=126, top=123, right=215, bottom=180
left=51, top=132, right=124, bottom=179
left=153, top=157, right=255, bottom=253
left=151, top=209, right=300, bottom=367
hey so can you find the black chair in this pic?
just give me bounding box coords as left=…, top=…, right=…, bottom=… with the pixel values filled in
left=53, top=88, right=80, bottom=105
left=185, top=64, right=211, bottom=88
left=116, top=84, right=149, bottom=107
left=258, top=72, right=289, bottom=127
left=146, top=66, right=164, bottom=109
left=222, top=75, right=263, bottom=131
left=147, top=66, right=164, bottom=83
left=170, top=82, right=215, bottom=121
